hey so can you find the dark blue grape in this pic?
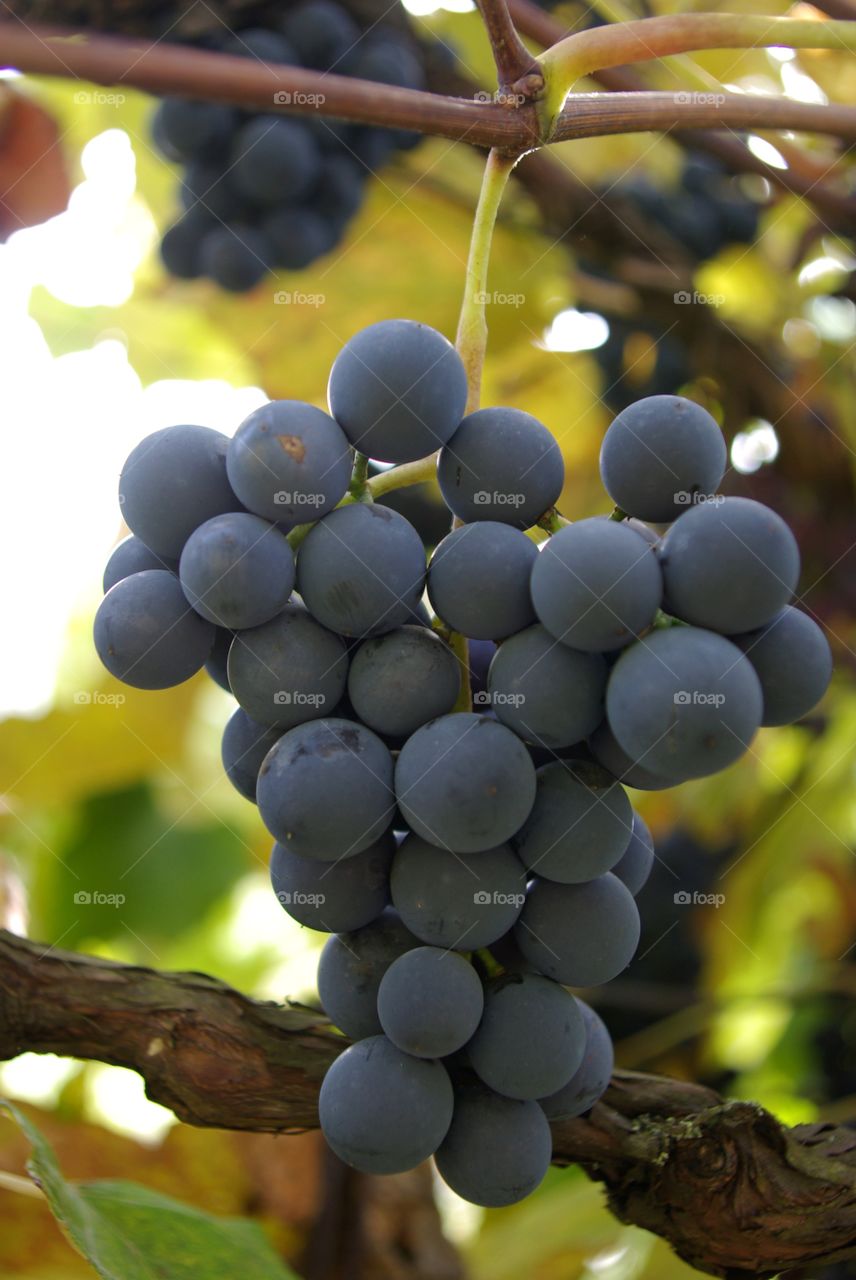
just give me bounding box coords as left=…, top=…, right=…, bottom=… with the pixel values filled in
left=270, top=830, right=393, bottom=931
left=231, top=117, right=321, bottom=205
left=317, top=908, right=420, bottom=1038
left=587, top=720, right=677, bottom=790
left=378, top=947, right=484, bottom=1058
left=225, top=29, right=296, bottom=63
left=327, top=319, right=467, bottom=464
left=204, top=626, right=234, bottom=691
left=159, top=210, right=213, bottom=280
left=438, top=407, right=564, bottom=529
left=605, top=626, right=763, bottom=780
left=390, top=833, right=526, bottom=949
left=199, top=224, right=272, bottom=292
left=395, top=713, right=536, bottom=853
left=279, top=0, right=361, bottom=69
left=151, top=99, right=237, bottom=162
left=103, top=536, right=177, bottom=592
left=513, top=760, right=632, bottom=884
left=486, top=625, right=607, bottom=749
left=227, top=603, right=348, bottom=728
left=179, top=512, right=294, bottom=629
left=119, top=424, right=240, bottom=559
left=180, top=163, right=247, bottom=222
left=94, top=569, right=214, bottom=689
left=733, top=605, right=832, bottom=726
left=428, top=522, right=538, bottom=640
left=256, top=717, right=394, bottom=858
left=531, top=518, right=662, bottom=652
left=599, top=395, right=726, bottom=522
left=515, top=873, right=640, bottom=985
left=660, top=497, right=800, bottom=633
left=611, top=811, right=655, bottom=895
left=262, top=208, right=340, bottom=270
left=539, top=1001, right=614, bottom=1120
left=221, top=707, right=283, bottom=801
left=297, top=503, right=427, bottom=638
left=347, top=626, right=460, bottom=738
left=468, top=973, right=585, bottom=1100
left=227, top=399, right=351, bottom=526
left=319, top=1036, right=453, bottom=1174
left=434, top=1079, right=552, bottom=1207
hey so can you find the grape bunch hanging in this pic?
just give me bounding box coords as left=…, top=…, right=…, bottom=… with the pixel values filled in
left=152, top=0, right=425, bottom=292
left=94, top=317, right=831, bottom=1206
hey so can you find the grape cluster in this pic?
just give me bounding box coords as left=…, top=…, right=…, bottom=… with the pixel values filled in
left=151, top=1, right=425, bottom=292
left=93, top=317, right=830, bottom=1207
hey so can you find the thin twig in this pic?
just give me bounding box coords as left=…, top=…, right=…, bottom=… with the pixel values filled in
left=474, top=0, right=542, bottom=96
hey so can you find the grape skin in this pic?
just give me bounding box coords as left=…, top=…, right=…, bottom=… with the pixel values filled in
left=434, top=1079, right=552, bottom=1207
left=437, top=407, right=564, bottom=529
left=179, top=512, right=295, bottom=630
left=227, top=603, right=348, bottom=729
left=103, top=536, right=177, bottom=592
left=279, top=0, right=361, bottom=68
left=347, top=627, right=461, bottom=739
left=587, top=720, right=677, bottom=790
left=204, top=627, right=234, bottom=692
left=515, top=873, right=641, bottom=986
left=319, top=1036, right=453, bottom=1175
left=297, top=503, right=427, bottom=638
left=660, top=496, right=800, bottom=634
left=119, top=424, right=241, bottom=559
left=513, top=761, right=633, bottom=884
left=270, top=831, right=394, bottom=932
left=151, top=98, right=237, bottom=162
left=199, top=225, right=272, bottom=293
left=733, top=605, right=832, bottom=726
left=467, top=973, right=586, bottom=1100
left=327, top=320, right=467, bottom=464
left=221, top=708, right=283, bottom=802
left=317, top=909, right=420, bottom=1039
left=230, top=117, right=322, bottom=205
left=94, top=569, right=215, bottom=690
left=427, top=522, right=538, bottom=641
left=599, top=394, right=727, bottom=522
left=256, top=717, right=395, bottom=859
left=395, top=713, right=537, bottom=853
left=605, top=626, right=763, bottom=780
left=486, top=626, right=607, bottom=749
left=611, top=811, right=655, bottom=896
left=377, top=947, right=484, bottom=1058
left=390, top=834, right=526, bottom=949
left=530, top=518, right=663, bottom=652
left=227, top=400, right=352, bottom=525
left=539, top=1001, right=614, bottom=1120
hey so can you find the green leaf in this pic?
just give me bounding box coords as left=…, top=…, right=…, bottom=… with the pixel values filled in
left=0, top=1102, right=299, bottom=1280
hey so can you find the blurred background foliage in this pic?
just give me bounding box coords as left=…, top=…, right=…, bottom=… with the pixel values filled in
left=0, top=0, right=855, bottom=1273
